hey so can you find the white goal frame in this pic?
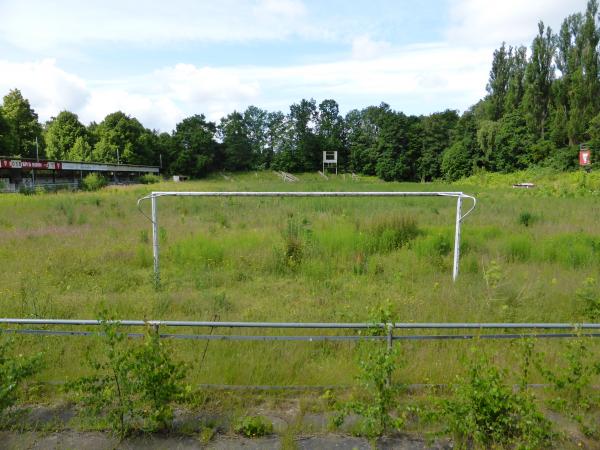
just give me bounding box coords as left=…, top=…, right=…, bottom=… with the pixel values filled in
left=138, top=191, right=476, bottom=284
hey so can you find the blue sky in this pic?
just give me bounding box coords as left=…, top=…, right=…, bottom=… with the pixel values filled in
left=0, top=0, right=587, bottom=131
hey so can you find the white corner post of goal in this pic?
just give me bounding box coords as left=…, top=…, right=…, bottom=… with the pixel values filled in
left=137, top=191, right=476, bottom=284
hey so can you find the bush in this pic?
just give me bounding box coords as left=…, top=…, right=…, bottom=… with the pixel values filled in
left=139, top=174, right=161, bottom=184
left=518, top=211, right=536, bottom=227
left=68, top=317, right=187, bottom=437
left=543, top=146, right=579, bottom=171
left=82, top=173, right=107, bottom=191
left=444, top=351, right=553, bottom=449
left=234, top=416, right=273, bottom=437
left=0, top=334, right=43, bottom=416
left=364, top=215, right=420, bottom=254
left=577, top=277, right=600, bottom=320
left=275, top=215, right=312, bottom=270
left=333, top=303, right=404, bottom=438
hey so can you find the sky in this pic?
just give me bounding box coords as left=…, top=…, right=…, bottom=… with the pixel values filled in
left=0, top=0, right=588, bottom=132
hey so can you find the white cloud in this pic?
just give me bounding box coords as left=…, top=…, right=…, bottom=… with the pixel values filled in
left=447, top=0, right=588, bottom=47
left=0, top=59, right=89, bottom=120
left=351, top=35, right=392, bottom=59
left=0, top=43, right=492, bottom=131
left=0, top=0, right=317, bottom=51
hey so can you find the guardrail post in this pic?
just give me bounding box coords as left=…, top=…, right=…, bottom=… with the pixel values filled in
left=386, top=323, right=393, bottom=387
left=386, top=323, right=393, bottom=352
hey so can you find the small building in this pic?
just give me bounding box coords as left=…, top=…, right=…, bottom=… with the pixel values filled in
left=0, top=157, right=159, bottom=192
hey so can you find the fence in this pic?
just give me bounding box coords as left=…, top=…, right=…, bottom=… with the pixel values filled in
left=2, top=319, right=599, bottom=343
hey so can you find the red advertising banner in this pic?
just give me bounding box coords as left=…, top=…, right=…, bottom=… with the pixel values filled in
left=579, top=150, right=591, bottom=166
left=0, top=159, right=62, bottom=170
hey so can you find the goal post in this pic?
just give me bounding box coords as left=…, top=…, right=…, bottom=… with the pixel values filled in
left=138, top=191, right=477, bottom=284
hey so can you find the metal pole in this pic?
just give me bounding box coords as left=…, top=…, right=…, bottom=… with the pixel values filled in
left=452, top=196, right=463, bottom=282
left=151, top=194, right=160, bottom=285
left=386, top=323, right=393, bottom=352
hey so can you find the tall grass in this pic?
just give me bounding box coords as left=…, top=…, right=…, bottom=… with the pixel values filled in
left=0, top=171, right=598, bottom=393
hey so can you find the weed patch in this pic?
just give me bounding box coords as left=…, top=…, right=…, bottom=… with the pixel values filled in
left=234, top=416, right=273, bottom=437
left=443, top=349, right=553, bottom=449
left=67, top=316, right=187, bottom=437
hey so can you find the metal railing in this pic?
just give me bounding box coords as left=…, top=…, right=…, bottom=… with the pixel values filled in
left=1, top=319, right=598, bottom=342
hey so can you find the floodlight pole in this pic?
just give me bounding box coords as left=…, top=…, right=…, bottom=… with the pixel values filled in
left=452, top=196, right=462, bottom=282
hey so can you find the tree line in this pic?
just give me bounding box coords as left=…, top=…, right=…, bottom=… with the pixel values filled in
left=0, top=1, right=599, bottom=181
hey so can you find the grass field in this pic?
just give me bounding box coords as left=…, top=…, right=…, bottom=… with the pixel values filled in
left=1, top=170, right=599, bottom=391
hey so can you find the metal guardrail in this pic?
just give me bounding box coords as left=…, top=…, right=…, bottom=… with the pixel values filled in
left=1, top=319, right=599, bottom=342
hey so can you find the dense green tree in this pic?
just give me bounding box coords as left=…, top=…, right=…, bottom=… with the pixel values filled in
left=69, top=136, right=93, bottom=161
left=493, top=111, right=534, bottom=171
left=417, top=109, right=459, bottom=181
left=345, top=107, right=382, bottom=175
left=485, top=43, right=512, bottom=120
left=568, top=0, right=600, bottom=144
left=0, top=108, right=13, bottom=154
left=477, top=119, right=499, bottom=169
left=374, top=107, right=418, bottom=181
left=92, top=112, right=155, bottom=165
left=504, top=46, right=528, bottom=112
left=587, top=111, right=600, bottom=153
left=243, top=106, right=270, bottom=168
left=523, top=22, right=556, bottom=140
left=266, top=111, right=288, bottom=157
left=288, top=98, right=319, bottom=171
left=1, top=89, right=43, bottom=158
left=317, top=99, right=345, bottom=169
left=44, top=111, right=88, bottom=160
left=442, top=111, right=480, bottom=180
left=171, top=114, right=218, bottom=177
left=554, top=13, right=581, bottom=146
left=154, top=132, right=173, bottom=172
left=219, top=111, right=252, bottom=171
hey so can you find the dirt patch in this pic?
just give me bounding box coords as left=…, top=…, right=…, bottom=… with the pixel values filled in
left=0, top=431, right=451, bottom=450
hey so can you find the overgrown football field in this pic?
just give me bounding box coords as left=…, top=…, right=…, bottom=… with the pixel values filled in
left=1, top=171, right=599, bottom=388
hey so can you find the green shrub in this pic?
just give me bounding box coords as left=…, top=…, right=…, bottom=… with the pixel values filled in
left=536, top=337, right=600, bottom=411
left=277, top=215, right=312, bottom=270
left=543, top=145, right=579, bottom=171
left=67, top=317, right=187, bottom=437
left=333, top=303, right=404, bottom=438
left=0, top=334, right=43, bottom=416
left=518, top=211, right=536, bottom=227
left=234, top=416, right=273, bottom=437
left=82, top=173, right=107, bottom=191
left=444, top=351, right=553, bottom=449
left=576, top=277, right=600, bottom=320
left=139, top=174, right=161, bottom=184
left=364, top=215, right=420, bottom=254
